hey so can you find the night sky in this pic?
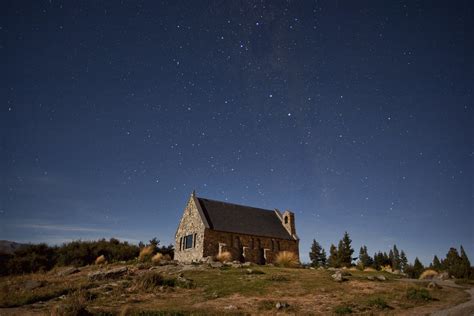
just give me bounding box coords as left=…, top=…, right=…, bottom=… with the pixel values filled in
left=1, top=1, right=473, bottom=264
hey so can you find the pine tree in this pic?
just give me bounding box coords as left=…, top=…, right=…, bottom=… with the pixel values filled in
left=373, top=251, right=384, bottom=270
left=459, top=246, right=471, bottom=279
left=309, top=239, right=323, bottom=267
left=445, top=247, right=462, bottom=278
left=328, top=244, right=339, bottom=268
left=392, top=245, right=401, bottom=270
left=338, top=232, right=354, bottom=267
left=358, top=245, right=372, bottom=269
left=432, top=255, right=442, bottom=271
left=413, top=257, right=424, bottom=278
left=320, top=248, right=327, bottom=267
left=400, top=250, right=408, bottom=272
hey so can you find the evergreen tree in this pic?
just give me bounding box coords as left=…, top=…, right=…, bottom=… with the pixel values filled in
left=320, top=248, right=327, bottom=267
left=373, top=251, right=384, bottom=270
left=413, top=257, right=424, bottom=278
left=392, top=245, right=401, bottom=270
left=459, top=246, right=471, bottom=279
left=328, top=244, right=339, bottom=268
left=382, top=252, right=390, bottom=267
left=358, top=245, right=372, bottom=269
left=400, top=250, right=408, bottom=272
left=338, top=231, right=354, bottom=267
left=432, top=255, right=442, bottom=271
left=309, top=239, right=324, bottom=267
left=444, top=247, right=462, bottom=278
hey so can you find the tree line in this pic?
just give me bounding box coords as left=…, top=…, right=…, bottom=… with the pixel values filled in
left=0, top=238, right=174, bottom=276
left=309, top=232, right=472, bottom=279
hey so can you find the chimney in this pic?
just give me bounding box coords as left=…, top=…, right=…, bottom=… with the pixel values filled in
left=281, top=210, right=296, bottom=237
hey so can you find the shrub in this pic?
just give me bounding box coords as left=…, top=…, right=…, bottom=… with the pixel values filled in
left=367, top=297, right=390, bottom=309
left=51, top=289, right=95, bottom=316
left=215, top=251, right=232, bottom=263
left=275, top=251, right=299, bottom=268
left=136, top=272, right=174, bottom=291
left=419, top=269, right=438, bottom=280
left=334, top=305, right=353, bottom=314
left=95, top=255, right=106, bottom=265
left=138, top=246, right=155, bottom=262
left=151, top=253, right=163, bottom=265
left=406, top=288, right=433, bottom=301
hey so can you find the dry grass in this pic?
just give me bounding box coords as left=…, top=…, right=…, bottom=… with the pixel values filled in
left=95, top=255, right=106, bottom=265
left=364, top=267, right=377, bottom=272
left=51, top=288, right=95, bottom=316
left=275, top=251, right=299, bottom=268
left=216, top=251, right=232, bottom=263
left=419, top=269, right=439, bottom=280
left=138, top=245, right=154, bottom=262
left=151, top=253, right=163, bottom=265
left=381, top=265, right=393, bottom=273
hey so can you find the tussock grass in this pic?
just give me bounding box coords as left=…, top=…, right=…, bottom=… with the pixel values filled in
left=363, top=267, right=377, bottom=272
left=367, top=297, right=391, bottom=309
left=151, top=253, right=163, bottom=265
left=95, top=255, right=106, bottom=265
left=51, top=288, right=95, bottom=316
left=406, top=288, right=434, bottom=301
left=275, top=251, right=299, bottom=268
left=138, top=246, right=155, bottom=262
left=215, top=251, right=232, bottom=263
left=334, top=305, right=353, bottom=314
left=419, top=269, right=439, bottom=280
left=135, top=272, right=176, bottom=291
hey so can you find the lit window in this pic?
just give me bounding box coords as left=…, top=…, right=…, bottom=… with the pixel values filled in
left=284, top=216, right=288, bottom=224
left=184, top=234, right=193, bottom=249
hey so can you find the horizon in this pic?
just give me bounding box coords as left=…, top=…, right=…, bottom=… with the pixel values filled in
left=1, top=1, right=472, bottom=267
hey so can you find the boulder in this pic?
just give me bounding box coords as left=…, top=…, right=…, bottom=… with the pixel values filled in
left=88, top=267, right=128, bottom=281
left=242, top=262, right=252, bottom=267
left=57, top=267, right=79, bottom=277
left=367, top=276, right=375, bottom=281
left=435, top=272, right=450, bottom=280
left=24, top=280, right=44, bottom=290
left=331, top=271, right=346, bottom=282
left=276, top=302, right=289, bottom=309
left=209, top=262, right=223, bottom=268
left=375, top=275, right=386, bottom=281
left=224, top=305, right=237, bottom=310
left=427, top=281, right=442, bottom=289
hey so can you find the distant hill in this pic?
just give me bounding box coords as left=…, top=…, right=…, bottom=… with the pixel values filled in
left=0, top=240, right=25, bottom=254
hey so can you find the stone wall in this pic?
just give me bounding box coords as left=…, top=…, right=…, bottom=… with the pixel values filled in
left=203, top=229, right=299, bottom=264
left=174, top=196, right=205, bottom=263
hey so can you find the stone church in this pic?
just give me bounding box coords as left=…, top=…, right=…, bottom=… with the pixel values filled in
left=174, top=191, right=299, bottom=264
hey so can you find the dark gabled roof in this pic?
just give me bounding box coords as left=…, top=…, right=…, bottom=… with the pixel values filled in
left=196, top=197, right=293, bottom=240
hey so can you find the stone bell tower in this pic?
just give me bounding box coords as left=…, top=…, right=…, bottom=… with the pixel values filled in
left=281, top=210, right=296, bottom=237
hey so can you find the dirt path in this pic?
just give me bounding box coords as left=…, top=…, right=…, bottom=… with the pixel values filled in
left=431, top=286, right=474, bottom=316
left=398, top=279, right=474, bottom=316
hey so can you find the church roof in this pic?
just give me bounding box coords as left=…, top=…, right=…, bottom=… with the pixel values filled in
left=196, top=197, right=293, bottom=240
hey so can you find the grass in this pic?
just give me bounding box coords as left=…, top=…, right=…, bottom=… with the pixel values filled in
left=151, top=253, right=163, bottom=265
left=406, top=288, right=434, bottom=301
left=0, top=264, right=467, bottom=314
left=138, top=246, right=155, bottom=262
left=334, top=305, right=353, bottom=314
left=215, top=251, right=232, bottom=263
left=274, top=251, right=299, bottom=268
left=95, top=255, right=106, bottom=265
left=367, top=297, right=391, bottom=309
left=419, top=269, right=439, bottom=280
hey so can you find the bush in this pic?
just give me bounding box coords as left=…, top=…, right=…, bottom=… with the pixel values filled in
left=334, top=305, right=353, bottom=314
left=275, top=251, right=299, bottom=268
left=367, top=297, right=390, bottom=309
left=406, top=288, right=433, bottom=301
left=51, top=289, right=95, bottom=316
left=135, top=272, right=177, bottom=291
left=419, top=269, right=438, bottom=280
left=215, top=251, right=232, bottom=263
left=151, top=253, right=163, bottom=265
left=138, top=246, right=155, bottom=262
left=95, top=255, right=106, bottom=265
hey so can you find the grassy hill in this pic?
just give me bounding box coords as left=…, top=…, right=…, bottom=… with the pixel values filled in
left=0, top=262, right=470, bottom=315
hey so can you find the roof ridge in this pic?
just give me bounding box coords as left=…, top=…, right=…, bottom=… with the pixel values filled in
left=196, top=196, right=274, bottom=213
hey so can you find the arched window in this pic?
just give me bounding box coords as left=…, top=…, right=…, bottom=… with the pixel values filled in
left=284, top=216, right=288, bottom=224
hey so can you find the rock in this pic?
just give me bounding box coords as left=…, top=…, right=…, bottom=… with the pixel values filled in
left=276, top=302, right=289, bottom=309
left=242, top=262, right=252, bottom=267
left=209, top=262, right=223, bottom=268
left=88, top=267, right=128, bottom=281
left=435, top=272, right=450, bottom=280
left=328, top=267, right=337, bottom=271
left=231, top=263, right=242, bottom=268
left=201, top=256, right=214, bottom=264
left=427, top=281, right=442, bottom=289
left=224, top=305, right=237, bottom=310
left=310, top=267, right=315, bottom=270
left=367, top=276, right=375, bottom=281
left=24, top=280, right=44, bottom=290
left=57, top=267, right=79, bottom=277
left=318, top=267, right=325, bottom=270
left=331, top=271, right=346, bottom=282
left=375, top=275, right=386, bottom=281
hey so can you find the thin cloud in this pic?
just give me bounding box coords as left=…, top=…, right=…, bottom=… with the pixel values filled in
left=17, top=224, right=110, bottom=233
